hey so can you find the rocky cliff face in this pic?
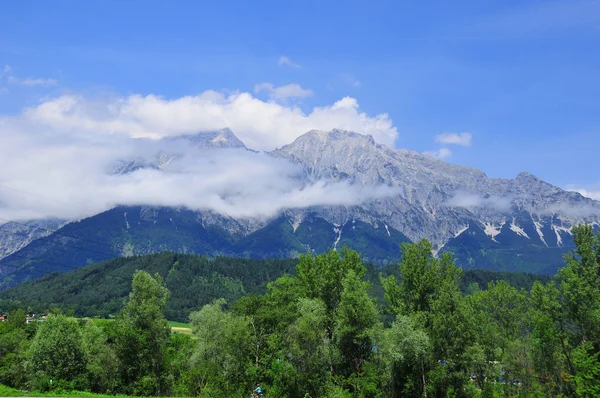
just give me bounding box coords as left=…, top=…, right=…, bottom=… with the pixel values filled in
left=0, top=219, right=66, bottom=261
left=271, top=129, right=599, bottom=250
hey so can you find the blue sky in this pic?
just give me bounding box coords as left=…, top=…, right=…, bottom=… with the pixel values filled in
left=1, top=0, right=599, bottom=196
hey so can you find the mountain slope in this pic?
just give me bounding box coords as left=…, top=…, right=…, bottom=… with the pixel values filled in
left=0, top=206, right=410, bottom=289
left=1, top=129, right=598, bottom=287
left=0, top=219, right=66, bottom=261
left=270, top=129, right=600, bottom=272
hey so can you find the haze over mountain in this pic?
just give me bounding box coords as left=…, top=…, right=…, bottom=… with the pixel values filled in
left=1, top=128, right=598, bottom=288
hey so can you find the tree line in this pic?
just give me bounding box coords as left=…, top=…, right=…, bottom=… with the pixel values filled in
left=0, top=225, right=598, bottom=397
left=0, top=252, right=548, bottom=323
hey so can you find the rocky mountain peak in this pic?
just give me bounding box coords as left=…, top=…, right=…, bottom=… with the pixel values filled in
left=165, top=128, right=246, bottom=149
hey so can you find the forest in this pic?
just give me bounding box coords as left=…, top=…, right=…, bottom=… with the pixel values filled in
left=0, top=252, right=548, bottom=322
left=0, top=224, right=599, bottom=397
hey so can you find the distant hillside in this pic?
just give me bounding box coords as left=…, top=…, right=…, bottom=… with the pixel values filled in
left=0, top=252, right=550, bottom=322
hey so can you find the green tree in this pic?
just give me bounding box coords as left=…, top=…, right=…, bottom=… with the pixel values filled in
left=333, top=270, right=379, bottom=379
left=114, top=270, right=170, bottom=396
left=572, top=342, right=600, bottom=398
left=529, top=281, right=572, bottom=396
left=296, top=247, right=365, bottom=333
left=559, top=225, right=600, bottom=346
left=0, top=312, right=30, bottom=388
left=81, top=320, right=118, bottom=393
left=7, top=308, right=26, bottom=329
left=27, top=314, right=87, bottom=390
left=383, top=315, right=430, bottom=397
left=190, top=299, right=252, bottom=396
left=286, top=298, right=329, bottom=397
left=382, top=240, right=461, bottom=321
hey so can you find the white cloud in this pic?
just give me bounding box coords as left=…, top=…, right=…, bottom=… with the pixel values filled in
left=18, top=91, right=398, bottom=151
left=445, top=192, right=513, bottom=212
left=1, top=66, right=58, bottom=87
left=8, top=76, right=59, bottom=87
left=576, top=189, right=600, bottom=201
left=435, top=132, right=472, bottom=146
left=0, top=88, right=400, bottom=222
left=424, top=148, right=452, bottom=159
left=254, top=82, right=313, bottom=101
left=0, top=125, right=401, bottom=223
left=278, top=56, right=301, bottom=68
left=565, top=184, right=600, bottom=201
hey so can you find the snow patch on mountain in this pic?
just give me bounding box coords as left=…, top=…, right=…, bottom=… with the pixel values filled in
left=333, top=226, right=342, bottom=250
left=483, top=222, right=503, bottom=242
left=509, top=220, right=529, bottom=239
left=454, top=225, right=469, bottom=238
left=552, top=224, right=572, bottom=246
left=532, top=219, right=547, bottom=246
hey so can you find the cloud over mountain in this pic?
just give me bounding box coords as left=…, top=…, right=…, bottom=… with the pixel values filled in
left=19, top=91, right=397, bottom=151
left=0, top=119, right=400, bottom=223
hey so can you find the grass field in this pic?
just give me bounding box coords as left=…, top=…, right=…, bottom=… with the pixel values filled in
left=0, top=384, right=133, bottom=397
left=169, top=321, right=192, bottom=335
left=169, top=321, right=191, bottom=328
left=0, top=383, right=191, bottom=397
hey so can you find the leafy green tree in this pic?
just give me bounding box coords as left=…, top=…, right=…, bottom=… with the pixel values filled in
left=27, top=314, right=87, bottom=390
left=383, top=315, right=430, bottom=397
left=559, top=225, right=600, bottom=346
left=572, top=342, right=600, bottom=398
left=296, top=247, right=365, bottom=333
left=81, top=320, right=118, bottom=393
left=427, top=279, right=474, bottom=397
left=8, top=308, right=26, bottom=329
left=190, top=299, right=252, bottom=396
left=333, top=270, right=379, bottom=379
left=114, top=270, right=170, bottom=396
left=286, top=298, right=330, bottom=397
left=382, top=240, right=461, bottom=321
left=0, top=312, right=30, bottom=388
left=164, top=333, right=197, bottom=397
left=529, top=281, right=573, bottom=395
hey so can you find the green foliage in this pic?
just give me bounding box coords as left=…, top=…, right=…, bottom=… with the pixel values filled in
left=333, top=271, right=379, bottom=377
left=1, top=227, right=600, bottom=397
left=27, top=315, right=87, bottom=390
left=81, top=321, right=118, bottom=394
left=189, top=299, right=251, bottom=396
left=572, top=342, right=600, bottom=398
left=114, top=271, right=171, bottom=396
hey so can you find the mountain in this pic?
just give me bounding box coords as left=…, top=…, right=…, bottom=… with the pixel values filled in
left=163, top=128, right=246, bottom=149
left=0, top=219, right=66, bottom=261
left=0, top=129, right=598, bottom=289
left=111, top=128, right=247, bottom=174
left=270, top=129, right=600, bottom=272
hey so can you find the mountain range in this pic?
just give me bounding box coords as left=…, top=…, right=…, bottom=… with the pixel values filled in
left=1, top=128, right=598, bottom=289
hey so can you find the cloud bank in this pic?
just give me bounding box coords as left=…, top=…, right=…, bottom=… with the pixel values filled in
left=445, top=192, right=513, bottom=213
left=0, top=91, right=401, bottom=223
left=572, top=188, right=600, bottom=201
left=18, top=91, right=398, bottom=151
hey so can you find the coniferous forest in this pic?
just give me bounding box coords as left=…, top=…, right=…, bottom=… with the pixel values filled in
left=0, top=224, right=599, bottom=397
